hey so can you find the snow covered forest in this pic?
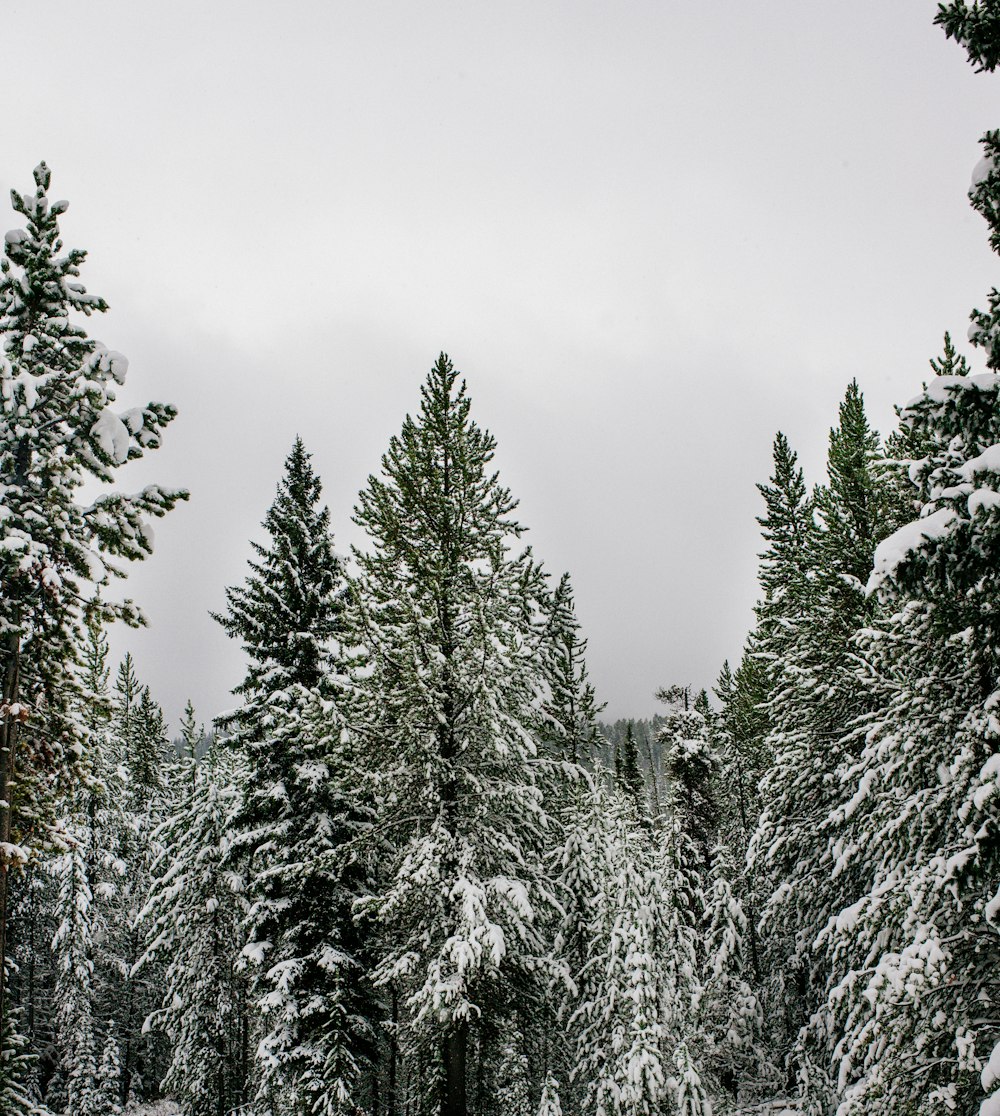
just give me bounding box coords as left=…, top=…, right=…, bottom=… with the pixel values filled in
left=2, top=5, right=1000, bottom=1116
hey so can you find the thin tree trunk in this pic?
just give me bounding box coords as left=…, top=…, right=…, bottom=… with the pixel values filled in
left=442, top=1021, right=467, bottom=1116
left=0, top=632, right=22, bottom=1046
left=388, top=983, right=399, bottom=1116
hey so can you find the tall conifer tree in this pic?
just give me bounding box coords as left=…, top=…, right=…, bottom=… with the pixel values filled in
left=0, top=163, right=183, bottom=1101
left=811, top=22, right=1000, bottom=1101
left=352, top=354, right=553, bottom=1116
left=216, top=438, right=377, bottom=1115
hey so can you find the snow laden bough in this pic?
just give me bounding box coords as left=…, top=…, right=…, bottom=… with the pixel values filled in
left=823, top=368, right=1000, bottom=1113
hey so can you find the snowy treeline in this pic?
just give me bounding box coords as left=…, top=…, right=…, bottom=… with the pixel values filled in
left=2, top=5, right=1000, bottom=1116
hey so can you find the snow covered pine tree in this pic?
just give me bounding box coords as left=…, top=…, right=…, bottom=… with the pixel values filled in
left=215, top=437, right=378, bottom=1115
left=808, top=10, right=1000, bottom=1102
left=0, top=163, right=184, bottom=1106
left=351, top=354, right=554, bottom=1116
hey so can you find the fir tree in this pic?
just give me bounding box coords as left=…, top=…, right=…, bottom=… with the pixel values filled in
left=749, top=385, right=904, bottom=1100
left=816, top=344, right=1000, bottom=1109
left=0, top=1009, right=48, bottom=1116
left=929, top=329, right=971, bottom=378
left=753, top=432, right=814, bottom=666
left=536, top=1074, right=562, bottom=1116
left=696, top=848, right=773, bottom=1110
left=352, top=354, right=554, bottom=1116
left=104, top=665, right=170, bottom=1106
left=94, top=1026, right=123, bottom=1116
left=936, top=1, right=1000, bottom=74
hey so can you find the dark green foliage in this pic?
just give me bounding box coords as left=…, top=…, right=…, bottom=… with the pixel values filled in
left=540, top=573, right=603, bottom=769
left=936, top=1, right=1000, bottom=72
left=614, top=723, right=645, bottom=818
left=352, top=354, right=553, bottom=1116
left=814, top=380, right=893, bottom=593
left=215, top=436, right=345, bottom=745
left=217, top=437, right=378, bottom=1113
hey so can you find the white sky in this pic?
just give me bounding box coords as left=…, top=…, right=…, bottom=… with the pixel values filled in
left=3, top=1, right=998, bottom=728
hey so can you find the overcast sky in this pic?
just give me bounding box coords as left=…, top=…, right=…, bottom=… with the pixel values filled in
left=4, top=1, right=998, bottom=729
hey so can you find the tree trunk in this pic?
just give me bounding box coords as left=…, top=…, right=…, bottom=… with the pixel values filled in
left=442, top=1021, right=468, bottom=1116
left=388, top=983, right=399, bottom=1116
left=0, top=632, right=22, bottom=1046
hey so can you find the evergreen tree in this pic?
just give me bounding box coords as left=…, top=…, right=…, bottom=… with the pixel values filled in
left=753, top=432, right=814, bottom=667
left=50, top=835, right=99, bottom=1115
left=94, top=1027, right=123, bottom=1116
left=749, top=385, right=904, bottom=1100
left=106, top=665, right=170, bottom=1105
left=929, top=329, right=972, bottom=378
left=216, top=438, right=377, bottom=1115
left=557, top=783, right=667, bottom=1116
left=813, top=362, right=1000, bottom=1113
left=696, top=848, right=773, bottom=1111
left=0, top=1009, right=48, bottom=1116
left=539, top=573, right=603, bottom=768
left=813, top=380, right=892, bottom=596
left=0, top=163, right=184, bottom=1048
left=352, top=354, right=554, bottom=1116
left=552, top=774, right=708, bottom=1116
left=495, top=1036, right=531, bottom=1116
left=712, top=655, right=768, bottom=902
left=811, top=226, right=1000, bottom=1113
left=214, top=436, right=344, bottom=747
left=656, top=686, right=718, bottom=879
left=614, top=723, right=645, bottom=819
left=536, top=1074, right=562, bottom=1116
left=138, top=739, right=248, bottom=1116
left=936, top=1, right=1000, bottom=75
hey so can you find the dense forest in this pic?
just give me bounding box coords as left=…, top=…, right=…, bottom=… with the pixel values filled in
left=2, top=5, right=999, bottom=1116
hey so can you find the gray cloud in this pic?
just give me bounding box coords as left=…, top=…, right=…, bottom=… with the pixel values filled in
left=4, top=0, right=997, bottom=726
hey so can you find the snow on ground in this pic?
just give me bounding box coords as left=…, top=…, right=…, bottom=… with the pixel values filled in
left=736, top=1104, right=802, bottom=1116
left=124, top=1102, right=181, bottom=1116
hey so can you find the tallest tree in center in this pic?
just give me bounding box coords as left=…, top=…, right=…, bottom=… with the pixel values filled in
left=352, top=354, right=552, bottom=1116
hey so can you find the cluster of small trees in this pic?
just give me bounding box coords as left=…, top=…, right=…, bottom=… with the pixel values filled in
left=2, top=5, right=1000, bottom=1116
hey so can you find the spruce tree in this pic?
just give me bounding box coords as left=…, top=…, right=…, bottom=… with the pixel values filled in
left=216, top=437, right=377, bottom=1114
left=753, top=432, right=814, bottom=668
left=0, top=163, right=184, bottom=1052
left=105, top=664, right=170, bottom=1105
left=936, top=1, right=1000, bottom=75
left=555, top=782, right=671, bottom=1116
left=214, top=436, right=344, bottom=746
left=351, top=354, right=554, bottom=1116
left=95, top=1027, right=123, bottom=1116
